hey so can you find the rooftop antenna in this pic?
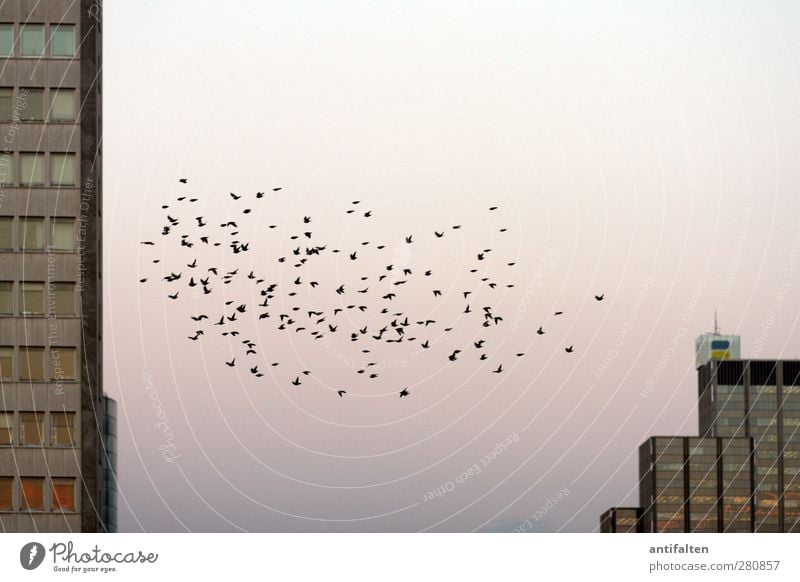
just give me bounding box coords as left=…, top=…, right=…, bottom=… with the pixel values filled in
left=714, top=310, right=719, bottom=335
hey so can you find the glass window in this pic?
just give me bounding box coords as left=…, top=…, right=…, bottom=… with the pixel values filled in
left=50, top=89, right=76, bottom=121
left=0, top=347, right=11, bottom=380
left=51, top=412, right=75, bottom=446
left=20, top=153, right=44, bottom=185
left=19, top=88, right=44, bottom=121
left=51, top=25, right=75, bottom=58
left=0, top=477, right=12, bottom=510
left=0, top=24, right=12, bottom=56
left=21, top=282, right=44, bottom=315
left=0, top=153, right=12, bottom=185
left=51, top=153, right=76, bottom=186
left=0, top=281, right=11, bottom=314
left=20, top=477, right=44, bottom=510
left=52, top=283, right=76, bottom=315
left=0, top=87, right=12, bottom=120
left=52, top=478, right=75, bottom=511
left=0, top=217, right=11, bottom=248
left=20, top=24, right=44, bottom=57
left=20, top=412, right=44, bottom=445
left=51, top=218, right=75, bottom=251
left=21, top=218, right=44, bottom=249
left=20, top=347, right=45, bottom=381
left=0, top=412, right=12, bottom=445
left=51, top=347, right=76, bottom=380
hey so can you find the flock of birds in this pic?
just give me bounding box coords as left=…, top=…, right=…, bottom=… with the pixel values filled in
left=139, top=179, right=606, bottom=399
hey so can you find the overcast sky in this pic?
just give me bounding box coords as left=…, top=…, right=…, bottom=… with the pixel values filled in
left=104, top=1, right=800, bottom=532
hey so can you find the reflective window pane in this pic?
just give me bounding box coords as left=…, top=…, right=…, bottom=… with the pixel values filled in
left=51, top=153, right=76, bottom=186
left=20, top=24, right=44, bottom=57
left=20, top=412, right=44, bottom=445
left=21, top=282, right=44, bottom=315
left=50, top=89, right=76, bottom=121
left=21, top=218, right=44, bottom=250
left=0, top=24, right=12, bottom=56
left=52, top=218, right=75, bottom=251
left=20, top=347, right=45, bottom=381
left=20, top=477, right=44, bottom=510
left=51, top=25, right=75, bottom=57
left=20, top=153, right=44, bottom=185
left=0, top=281, right=12, bottom=314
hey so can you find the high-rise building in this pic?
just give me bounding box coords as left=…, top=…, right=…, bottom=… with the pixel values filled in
left=0, top=1, right=109, bottom=533
left=600, top=507, right=642, bottom=533
left=600, top=331, right=799, bottom=533
left=638, top=436, right=754, bottom=533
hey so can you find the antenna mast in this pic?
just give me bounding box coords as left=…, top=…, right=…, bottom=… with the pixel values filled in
left=714, top=310, right=719, bottom=335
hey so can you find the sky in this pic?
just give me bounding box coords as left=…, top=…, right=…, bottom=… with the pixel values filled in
left=103, top=1, right=800, bottom=532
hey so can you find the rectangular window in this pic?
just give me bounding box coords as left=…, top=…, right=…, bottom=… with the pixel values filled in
left=20, top=477, right=44, bottom=511
left=0, top=477, right=12, bottom=510
left=51, top=25, right=75, bottom=58
left=50, top=89, right=76, bottom=121
left=0, top=153, right=12, bottom=185
left=51, top=218, right=75, bottom=251
left=51, top=347, right=76, bottom=381
left=52, top=478, right=75, bottom=511
left=20, top=282, right=44, bottom=315
left=0, top=217, right=11, bottom=248
left=20, top=347, right=45, bottom=381
left=0, top=87, right=12, bottom=120
left=50, top=153, right=76, bottom=186
left=20, top=24, right=44, bottom=57
left=19, top=88, right=44, bottom=121
left=0, top=412, right=12, bottom=445
left=0, top=24, right=12, bottom=56
left=51, top=412, right=75, bottom=446
left=0, top=281, right=12, bottom=314
left=21, top=218, right=44, bottom=250
left=52, top=283, right=76, bottom=315
left=20, top=412, right=44, bottom=445
left=0, top=347, right=12, bottom=381
left=20, top=153, right=44, bottom=185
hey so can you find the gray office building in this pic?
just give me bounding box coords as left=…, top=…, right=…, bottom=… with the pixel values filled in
left=0, top=0, right=110, bottom=532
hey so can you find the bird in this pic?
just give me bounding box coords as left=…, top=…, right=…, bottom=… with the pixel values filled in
left=537, top=326, right=545, bottom=335
left=337, top=390, right=346, bottom=398
left=565, top=346, right=574, bottom=353
left=399, top=388, right=409, bottom=398
left=291, top=377, right=301, bottom=386
left=493, top=365, right=503, bottom=374
left=230, top=192, right=241, bottom=200
left=168, top=292, right=179, bottom=300
left=434, top=231, right=444, bottom=238
left=179, top=178, right=188, bottom=184
left=405, top=235, right=413, bottom=243
left=225, top=358, right=236, bottom=367
left=448, top=350, right=461, bottom=362
left=595, top=293, right=604, bottom=301
left=555, top=311, right=564, bottom=316
left=140, top=241, right=155, bottom=246
left=191, top=315, right=208, bottom=321
left=433, top=290, right=442, bottom=297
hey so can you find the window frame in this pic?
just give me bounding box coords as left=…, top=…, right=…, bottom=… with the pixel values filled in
left=19, top=23, right=45, bottom=58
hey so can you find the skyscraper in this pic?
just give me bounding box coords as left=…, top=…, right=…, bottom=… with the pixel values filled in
left=0, top=1, right=108, bottom=533
left=601, top=331, right=799, bottom=533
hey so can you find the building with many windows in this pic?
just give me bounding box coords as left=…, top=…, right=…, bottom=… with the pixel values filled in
left=601, top=332, right=799, bottom=533
left=0, top=0, right=109, bottom=533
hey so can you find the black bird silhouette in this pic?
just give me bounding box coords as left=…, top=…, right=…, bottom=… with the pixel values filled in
left=565, top=345, right=574, bottom=353
left=140, top=241, right=155, bottom=246
left=337, top=390, right=346, bottom=398
left=399, top=388, right=409, bottom=398
left=291, top=377, right=301, bottom=386
left=474, top=340, right=485, bottom=348
left=191, top=315, right=208, bottom=321
left=554, top=311, right=564, bottom=316
left=493, top=364, right=503, bottom=374
left=139, top=278, right=147, bottom=283
left=350, top=252, right=357, bottom=260
left=595, top=293, right=604, bottom=301
left=421, top=340, right=430, bottom=349
left=225, top=358, right=235, bottom=367
left=537, top=326, right=545, bottom=335
left=433, top=290, right=442, bottom=297
left=168, top=292, right=179, bottom=300
left=179, top=178, right=188, bottom=183
left=230, top=192, right=241, bottom=200
left=364, top=211, right=372, bottom=218
left=405, top=235, right=413, bottom=243
left=448, top=350, right=461, bottom=362
left=434, top=231, right=444, bottom=238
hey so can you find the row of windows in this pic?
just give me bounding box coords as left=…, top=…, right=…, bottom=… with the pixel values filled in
left=0, top=346, right=78, bottom=382
left=0, top=281, right=77, bottom=315
left=0, top=411, right=76, bottom=446
left=0, top=216, right=77, bottom=251
left=0, top=476, right=76, bottom=512
left=0, top=87, right=77, bottom=122
left=0, top=152, right=77, bottom=186
left=0, top=23, right=75, bottom=58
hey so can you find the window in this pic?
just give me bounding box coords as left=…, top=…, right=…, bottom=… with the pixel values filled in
left=21, top=282, right=44, bottom=315
left=51, top=347, right=76, bottom=381
left=20, top=24, right=44, bottom=57
left=0, top=412, right=12, bottom=445
left=0, top=282, right=11, bottom=314
left=0, top=24, right=12, bottom=56
left=0, top=217, right=11, bottom=248
left=0, top=88, right=12, bottom=120
left=21, top=217, right=44, bottom=250
left=51, top=218, right=75, bottom=251
left=0, top=477, right=11, bottom=510
left=52, top=478, right=75, bottom=511
left=51, top=25, right=75, bottom=58
left=52, top=283, right=76, bottom=315
left=51, top=153, right=76, bottom=186
left=20, top=477, right=44, bottom=511
left=0, top=347, right=11, bottom=380
left=20, top=153, right=44, bottom=186
left=50, top=89, right=76, bottom=121
left=0, top=153, right=12, bottom=185
left=19, top=88, right=44, bottom=121
left=20, top=347, right=45, bottom=381
left=51, top=412, right=75, bottom=446
left=20, top=412, right=44, bottom=445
